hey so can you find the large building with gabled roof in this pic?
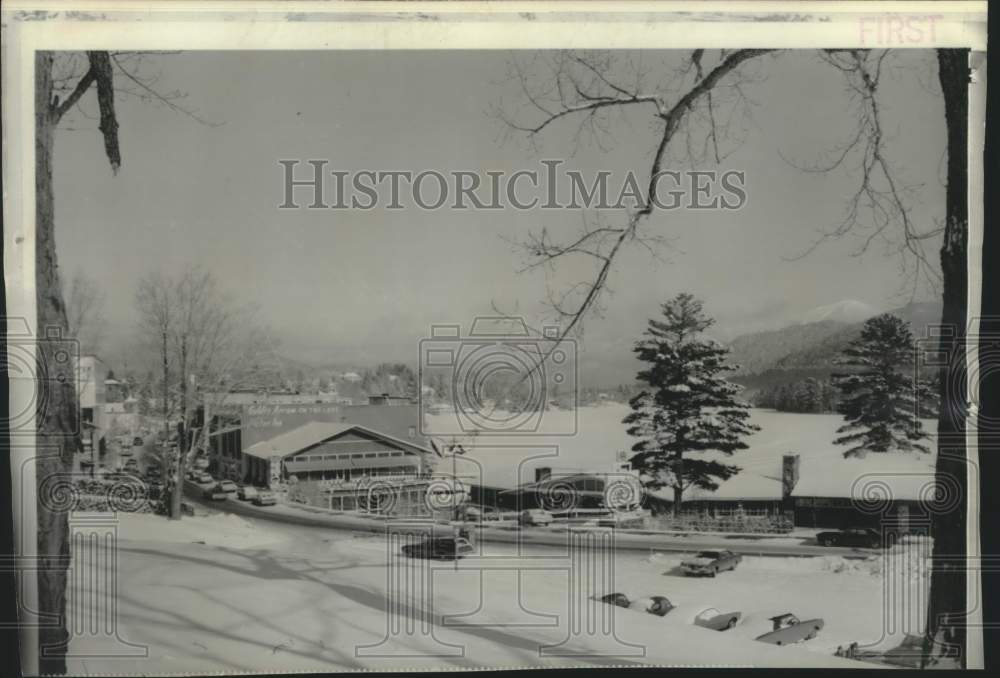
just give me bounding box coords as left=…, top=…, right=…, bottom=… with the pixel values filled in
left=242, top=421, right=432, bottom=487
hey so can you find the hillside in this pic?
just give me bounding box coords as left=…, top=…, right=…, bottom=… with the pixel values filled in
left=728, top=301, right=942, bottom=407
left=729, top=301, right=941, bottom=376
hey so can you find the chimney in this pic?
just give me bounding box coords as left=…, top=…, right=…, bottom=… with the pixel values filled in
left=782, top=454, right=800, bottom=500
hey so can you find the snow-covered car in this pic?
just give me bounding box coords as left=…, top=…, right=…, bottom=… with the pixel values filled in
left=253, top=491, right=277, bottom=506
left=219, top=480, right=238, bottom=494
left=119, top=447, right=133, bottom=457
left=755, top=613, right=824, bottom=645
left=681, top=550, right=742, bottom=577
left=202, top=484, right=229, bottom=501
left=594, top=593, right=674, bottom=617
left=237, top=486, right=258, bottom=501
left=193, top=457, right=210, bottom=470
left=196, top=472, right=213, bottom=484
left=401, top=536, right=474, bottom=561
left=816, top=528, right=894, bottom=549
left=694, top=607, right=742, bottom=631
left=519, top=509, right=554, bottom=526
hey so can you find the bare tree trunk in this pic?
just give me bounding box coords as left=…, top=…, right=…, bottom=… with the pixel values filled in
left=34, top=51, right=78, bottom=675
left=171, top=339, right=187, bottom=520
left=924, top=47, right=969, bottom=668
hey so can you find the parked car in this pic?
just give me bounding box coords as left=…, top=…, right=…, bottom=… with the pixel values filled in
left=519, top=509, right=554, bottom=527
left=193, top=457, right=210, bottom=470
left=145, top=466, right=161, bottom=481
left=594, top=592, right=675, bottom=617
left=252, top=491, right=277, bottom=506
left=202, top=484, right=229, bottom=501
left=694, top=607, right=742, bottom=631
left=119, top=447, right=133, bottom=457
left=80, top=458, right=94, bottom=469
left=816, top=527, right=894, bottom=549
left=124, top=459, right=139, bottom=473
left=401, top=536, right=474, bottom=560
left=755, top=613, right=825, bottom=645
left=237, top=486, right=258, bottom=501
left=196, top=472, right=213, bottom=484
left=219, top=480, right=238, bottom=494
left=132, top=436, right=144, bottom=447
left=681, top=550, right=742, bottom=577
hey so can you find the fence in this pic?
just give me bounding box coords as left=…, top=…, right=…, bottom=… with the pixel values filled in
left=650, top=507, right=794, bottom=534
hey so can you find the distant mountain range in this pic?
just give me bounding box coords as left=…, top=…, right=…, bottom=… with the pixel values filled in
left=728, top=300, right=942, bottom=395
left=799, top=299, right=881, bottom=325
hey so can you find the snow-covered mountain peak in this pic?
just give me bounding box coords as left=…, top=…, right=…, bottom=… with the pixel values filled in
left=800, top=299, right=879, bottom=325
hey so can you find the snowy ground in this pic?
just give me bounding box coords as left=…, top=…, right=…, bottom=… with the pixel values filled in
left=63, top=512, right=928, bottom=674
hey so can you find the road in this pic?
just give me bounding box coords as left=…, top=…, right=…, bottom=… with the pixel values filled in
left=181, top=482, right=884, bottom=559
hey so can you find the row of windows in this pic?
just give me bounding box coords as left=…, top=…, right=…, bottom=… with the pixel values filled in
left=291, top=450, right=407, bottom=463
left=292, top=466, right=418, bottom=481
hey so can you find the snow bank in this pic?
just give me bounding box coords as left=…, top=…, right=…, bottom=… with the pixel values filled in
left=103, top=511, right=290, bottom=549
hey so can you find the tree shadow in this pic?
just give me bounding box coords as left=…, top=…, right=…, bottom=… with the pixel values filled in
left=112, top=541, right=637, bottom=669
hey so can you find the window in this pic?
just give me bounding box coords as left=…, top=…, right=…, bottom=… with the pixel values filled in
left=351, top=453, right=363, bottom=459
left=365, top=453, right=376, bottom=458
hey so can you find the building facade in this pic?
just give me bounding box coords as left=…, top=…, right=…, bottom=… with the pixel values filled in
left=205, top=394, right=426, bottom=486
left=76, top=355, right=108, bottom=452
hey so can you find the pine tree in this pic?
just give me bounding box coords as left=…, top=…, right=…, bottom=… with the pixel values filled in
left=832, top=313, right=930, bottom=457
left=623, top=293, right=759, bottom=515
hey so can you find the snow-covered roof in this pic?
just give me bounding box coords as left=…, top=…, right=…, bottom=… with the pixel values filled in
left=426, top=404, right=937, bottom=502
left=245, top=421, right=352, bottom=459
left=793, top=450, right=937, bottom=501
left=244, top=420, right=432, bottom=460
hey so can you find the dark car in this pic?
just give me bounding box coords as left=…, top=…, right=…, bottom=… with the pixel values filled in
left=681, top=550, right=742, bottom=576
left=816, top=528, right=895, bottom=549
left=401, top=536, right=474, bottom=561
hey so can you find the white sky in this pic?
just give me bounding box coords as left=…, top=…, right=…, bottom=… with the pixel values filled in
left=53, top=50, right=946, bottom=384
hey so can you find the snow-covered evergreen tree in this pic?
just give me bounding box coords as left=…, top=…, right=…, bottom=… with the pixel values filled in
left=832, top=313, right=930, bottom=457
left=623, top=293, right=759, bottom=515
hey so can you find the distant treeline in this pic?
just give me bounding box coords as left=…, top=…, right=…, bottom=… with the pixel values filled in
left=753, top=373, right=939, bottom=416
left=753, top=377, right=839, bottom=413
